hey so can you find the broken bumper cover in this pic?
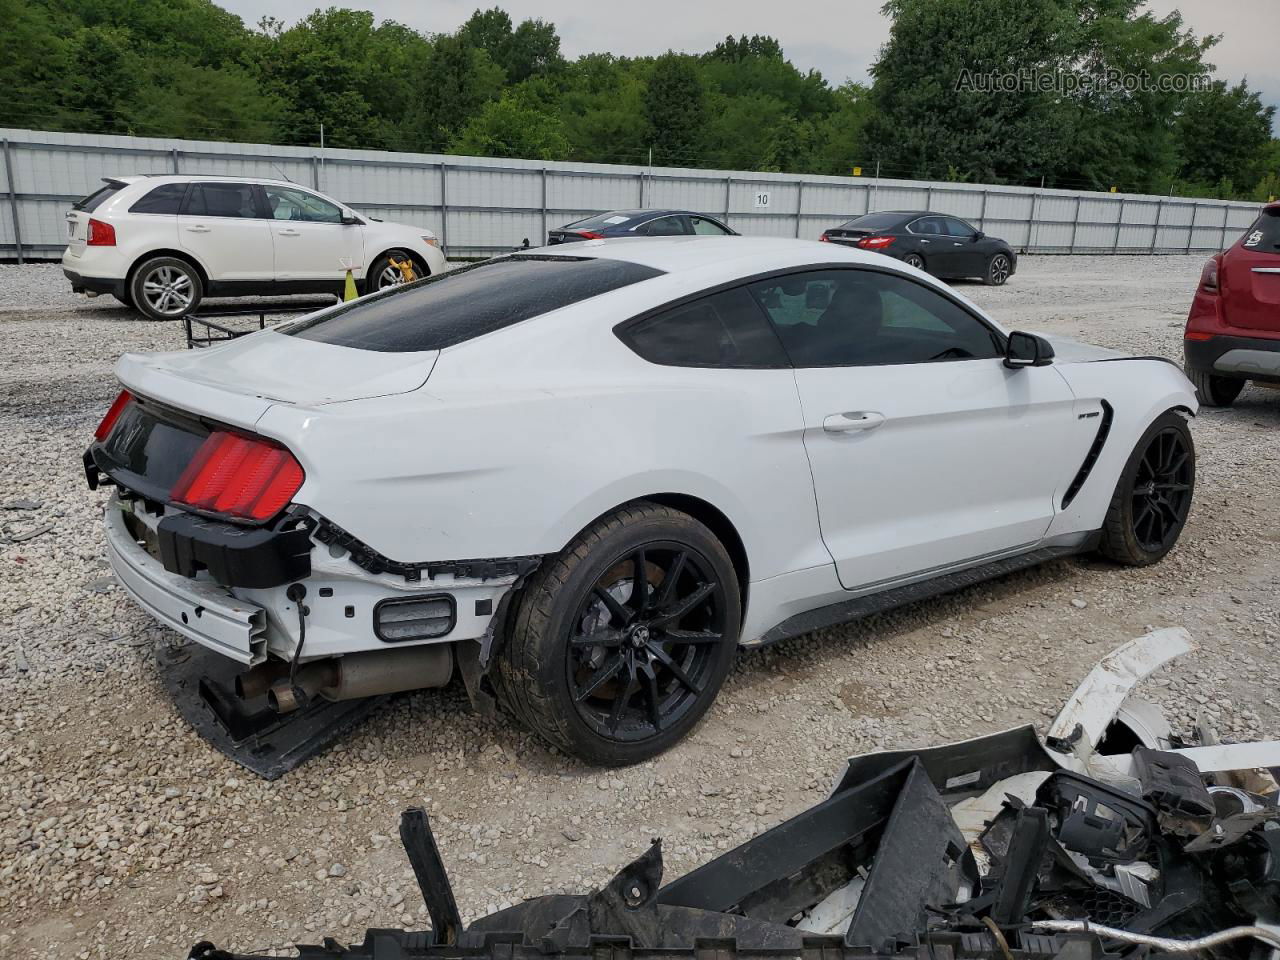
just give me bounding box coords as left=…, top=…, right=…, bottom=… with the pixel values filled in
left=105, top=502, right=268, bottom=663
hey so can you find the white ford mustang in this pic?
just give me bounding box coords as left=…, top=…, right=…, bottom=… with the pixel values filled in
left=86, top=236, right=1198, bottom=764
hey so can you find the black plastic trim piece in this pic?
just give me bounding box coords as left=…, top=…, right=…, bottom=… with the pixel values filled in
left=757, top=542, right=1090, bottom=647
left=156, top=510, right=313, bottom=589
left=1061, top=400, right=1113, bottom=509
left=373, top=594, right=457, bottom=643
left=1185, top=333, right=1280, bottom=384
left=311, top=515, right=541, bottom=584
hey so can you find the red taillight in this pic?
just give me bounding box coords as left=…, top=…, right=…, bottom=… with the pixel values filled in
left=94, top=390, right=133, bottom=441
left=1199, top=257, right=1219, bottom=292
left=857, top=235, right=896, bottom=250
left=170, top=431, right=304, bottom=522
left=819, top=234, right=830, bottom=242
left=575, top=230, right=605, bottom=240
left=1184, top=331, right=1215, bottom=341
left=87, top=218, right=116, bottom=246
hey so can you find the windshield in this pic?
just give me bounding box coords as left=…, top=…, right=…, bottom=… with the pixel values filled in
left=1242, top=208, right=1280, bottom=253
left=282, top=255, right=664, bottom=353
left=74, top=181, right=125, bottom=212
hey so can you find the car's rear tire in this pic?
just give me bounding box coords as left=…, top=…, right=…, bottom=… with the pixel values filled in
left=1097, top=411, right=1195, bottom=567
left=984, top=253, right=1012, bottom=286
left=368, top=250, right=423, bottom=293
left=130, top=256, right=203, bottom=321
left=903, top=253, right=926, bottom=270
left=494, top=501, right=741, bottom=765
left=1184, top=366, right=1244, bottom=407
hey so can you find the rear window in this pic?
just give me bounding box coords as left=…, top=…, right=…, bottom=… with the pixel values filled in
left=838, top=213, right=905, bottom=231
left=565, top=212, right=638, bottom=231
left=129, top=183, right=188, bottom=215
left=1242, top=208, right=1280, bottom=252
left=74, top=181, right=125, bottom=212
left=283, top=255, right=664, bottom=353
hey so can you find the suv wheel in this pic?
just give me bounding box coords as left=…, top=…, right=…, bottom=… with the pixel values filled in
left=1098, top=411, right=1195, bottom=566
left=369, top=250, right=421, bottom=292
left=130, top=256, right=202, bottom=321
left=494, top=501, right=741, bottom=765
left=1184, top=366, right=1244, bottom=407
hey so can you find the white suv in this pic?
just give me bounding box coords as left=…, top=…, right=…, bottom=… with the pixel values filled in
left=62, top=175, right=448, bottom=320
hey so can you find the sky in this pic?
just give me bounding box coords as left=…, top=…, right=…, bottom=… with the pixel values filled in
left=219, top=0, right=1279, bottom=131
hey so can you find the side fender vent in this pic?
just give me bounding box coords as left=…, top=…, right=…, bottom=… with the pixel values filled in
left=1062, top=400, right=1114, bottom=509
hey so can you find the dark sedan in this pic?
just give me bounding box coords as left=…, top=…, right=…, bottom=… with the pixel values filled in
left=548, top=209, right=738, bottom=244
left=820, top=211, right=1016, bottom=285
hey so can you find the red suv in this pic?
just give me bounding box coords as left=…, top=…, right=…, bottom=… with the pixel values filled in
left=1183, top=203, right=1280, bottom=406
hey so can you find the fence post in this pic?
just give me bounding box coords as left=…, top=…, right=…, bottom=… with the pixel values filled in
left=794, top=180, right=805, bottom=238
left=723, top=177, right=731, bottom=221
left=1186, top=202, right=1198, bottom=253
left=1112, top=198, right=1125, bottom=254
left=2, top=139, right=22, bottom=265
left=638, top=170, right=645, bottom=207
left=1028, top=192, right=1040, bottom=253
left=1069, top=196, right=1082, bottom=253
left=1219, top=204, right=1230, bottom=251
left=1149, top=198, right=1164, bottom=254
left=978, top=190, right=988, bottom=232
left=541, top=167, right=548, bottom=246
left=311, top=156, right=320, bottom=190
left=925, top=185, right=933, bottom=210
left=439, top=162, right=449, bottom=256
left=171, top=148, right=180, bottom=174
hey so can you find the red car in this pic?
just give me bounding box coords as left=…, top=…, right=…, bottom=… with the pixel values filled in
left=1184, top=202, right=1280, bottom=406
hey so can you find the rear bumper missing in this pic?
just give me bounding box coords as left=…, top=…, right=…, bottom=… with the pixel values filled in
left=105, top=502, right=268, bottom=663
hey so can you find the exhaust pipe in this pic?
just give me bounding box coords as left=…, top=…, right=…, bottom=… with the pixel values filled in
left=266, top=644, right=454, bottom=714
left=235, top=659, right=292, bottom=700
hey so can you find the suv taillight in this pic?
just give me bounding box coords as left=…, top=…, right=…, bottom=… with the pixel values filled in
left=87, top=218, right=116, bottom=246
left=94, top=390, right=133, bottom=441
left=170, top=431, right=305, bottom=522
left=1200, top=257, right=1219, bottom=292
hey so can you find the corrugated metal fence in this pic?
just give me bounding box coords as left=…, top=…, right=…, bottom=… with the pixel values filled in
left=0, top=127, right=1265, bottom=262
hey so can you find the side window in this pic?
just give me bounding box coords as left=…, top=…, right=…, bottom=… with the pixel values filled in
left=1241, top=210, right=1280, bottom=252
left=263, top=185, right=344, bottom=224
left=619, top=287, right=788, bottom=368
left=181, top=182, right=260, bottom=219
left=748, top=269, right=1003, bottom=367
left=642, top=216, right=689, bottom=237
left=129, top=183, right=187, bottom=215
left=690, top=216, right=731, bottom=236
left=909, top=217, right=944, bottom=235
left=943, top=217, right=977, bottom=238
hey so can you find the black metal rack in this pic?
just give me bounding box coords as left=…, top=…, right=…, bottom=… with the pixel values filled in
left=183, top=300, right=336, bottom=349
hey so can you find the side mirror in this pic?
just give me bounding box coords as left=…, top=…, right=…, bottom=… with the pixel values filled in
left=1005, top=331, right=1055, bottom=369
left=973, top=231, right=985, bottom=241
left=341, top=215, right=362, bottom=226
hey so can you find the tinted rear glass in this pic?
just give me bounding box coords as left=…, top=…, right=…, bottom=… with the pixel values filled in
left=564, top=212, right=638, bottom=232
left=182, top=182, right=259, bottom=218
left=838, top=213, right=905, bottom=231
left=283, top=255, right=664, bottom=353
left=74, top=182, right=124, bottom=212
left=130, top=183, right=188, bottom=215
left=1242, top=209, right=1280, bottom=252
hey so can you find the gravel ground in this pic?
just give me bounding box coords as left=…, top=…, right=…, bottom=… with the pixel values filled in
left=2, top=256, right=1278, bottom=960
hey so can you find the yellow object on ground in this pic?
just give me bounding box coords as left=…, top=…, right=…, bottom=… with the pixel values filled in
left=389, top=257, right=417, bottom=283
left=343, top=269, right=358, bottom=301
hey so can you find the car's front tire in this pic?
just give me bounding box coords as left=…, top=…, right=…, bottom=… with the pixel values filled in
left=1098, top=411, right=1195, bottom=566
left=369, top=250, right=423, bottom=293
left=1184, top=367, right=1244, bottom=408
left=984, top=253, right=1012, bottom=286
left=494, top=501, right=741, bottom=765
left=130, top=256, right=202, bottom=321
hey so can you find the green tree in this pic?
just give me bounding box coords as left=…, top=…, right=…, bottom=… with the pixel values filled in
left=811, top=82, right=874, bottom=175
left=451, top=90, right=570, bottom=160
left=644, top=53, right=708, bottom=166
left=409, top=34, right=505, bottom=150
left=459, top=7, right=564, bottom=84
left=1176, top=81, right=1275, bottom=190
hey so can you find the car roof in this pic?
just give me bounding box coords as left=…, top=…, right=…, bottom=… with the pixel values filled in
left=578, top=208, right=719, bottom=220
left=105, top=174, right=313, bottom=189
left=526, top=235, right=896, bottom=274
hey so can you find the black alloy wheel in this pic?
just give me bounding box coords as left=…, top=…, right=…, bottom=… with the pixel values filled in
left=1129, top=427, right=1193, bottom=553
left=568, top=544, right=726, bottom=742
